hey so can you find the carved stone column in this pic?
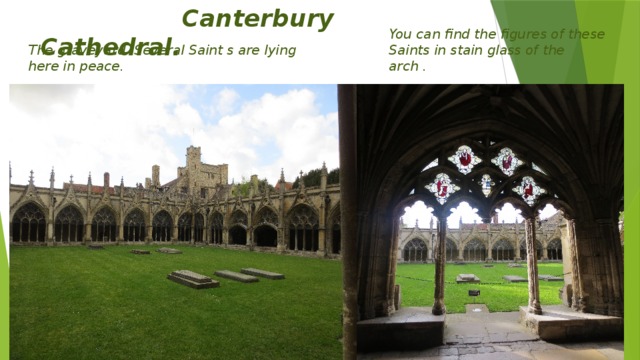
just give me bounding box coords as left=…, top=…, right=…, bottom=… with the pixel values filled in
left=567, top=218, right=586, bottom=312
left=432, top=215, right=447, bottom=315
left=525, top=217, right=542, bottom=314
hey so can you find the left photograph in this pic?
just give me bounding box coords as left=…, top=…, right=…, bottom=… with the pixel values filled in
left=8, top=84, right=344, bottom=359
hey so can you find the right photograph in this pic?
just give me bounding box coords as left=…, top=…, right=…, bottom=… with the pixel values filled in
left=338, top=85, right=624, bottom=357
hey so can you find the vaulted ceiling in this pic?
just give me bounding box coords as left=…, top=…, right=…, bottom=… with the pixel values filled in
left=350, top=84, right=623, bottom=220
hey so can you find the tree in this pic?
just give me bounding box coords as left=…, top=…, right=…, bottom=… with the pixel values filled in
left=292, top=167, right=340, bottom=188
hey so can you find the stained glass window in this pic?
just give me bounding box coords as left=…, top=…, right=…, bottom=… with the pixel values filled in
left=448, top=145, right=481, bottom=174
left=479, top=174, right=494, bottom=197
left=491, top=148, right=522, bottom=176
left=426, top=173, right=460, bottom=204
left=512, top=176, right=546, bottom=206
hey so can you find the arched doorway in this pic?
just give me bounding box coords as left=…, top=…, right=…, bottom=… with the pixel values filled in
left=229, top=225, right=247, bottom=245
left=11, top=202, right=46, bottom=242
left=254, top=225, right=277, bottom=247
left=254, top=207, right=278, bottom=247
left=228, top=209, right=248, bottom=245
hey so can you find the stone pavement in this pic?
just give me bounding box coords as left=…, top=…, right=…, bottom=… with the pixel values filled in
left=358, top=305, right=623, bottom=359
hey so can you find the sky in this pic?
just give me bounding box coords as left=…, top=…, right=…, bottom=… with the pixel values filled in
left=7, top=84, right=339, bottom=188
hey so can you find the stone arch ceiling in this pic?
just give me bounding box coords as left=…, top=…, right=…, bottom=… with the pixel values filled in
left=355, top=85, right=623, bottom=220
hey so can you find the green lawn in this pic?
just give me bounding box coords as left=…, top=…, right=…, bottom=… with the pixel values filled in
left=396, top=262, right=565, bottom=313
left=10, top=246, right=343, bottom=360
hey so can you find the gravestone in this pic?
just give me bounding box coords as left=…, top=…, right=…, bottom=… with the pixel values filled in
left=130, top=249, right=150, bottom=255
left=483, top=264, right=494, bottom=268
left=214, top=270, right=259, bottom=283
left=167, top=270, right=220, bottom=289
left=240, top=268, right=285, bottom=280
left=456, top=274, right=480, bottom=283
left=508, top=263, right=523, bottom=268
left=539, top=274, right=563, bottom=282
left=503, top=275, right=527, bottom=283
left=157, top=247, right=182, bottom=254
left=87, top=245, right=104, bottom=250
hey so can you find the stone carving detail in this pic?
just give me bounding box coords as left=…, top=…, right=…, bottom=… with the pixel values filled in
left=289, top=206, right=318, bottom=228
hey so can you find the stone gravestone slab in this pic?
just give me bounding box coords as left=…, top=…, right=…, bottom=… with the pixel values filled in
left=87, top=245, right=105, bottom=250
left=503, top=275, right=527, bottom=283
left=539, top=274, right=563, bottom=281
left=130, top=249, right=151, bottom=255
left=483, top=264, right=494, bottom=268
left=456, top=274, right=480, bottom=283
left=508, top=263, right=524, bottom=268
left=167, top=270, right=220, bottom=289
left=214, top=270, right=259, bottom=283
left=157, top=247, right=182, bottom=254
left=240, top=268, right=285, bottom=280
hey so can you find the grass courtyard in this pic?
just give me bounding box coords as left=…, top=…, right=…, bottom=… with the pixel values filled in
left=10, top=246, right=566, bottom=359
left=396, top=262, right=565, bottom=313
left=10, top=246, right=343, bottom=360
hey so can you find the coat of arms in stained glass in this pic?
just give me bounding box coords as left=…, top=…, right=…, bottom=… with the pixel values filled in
left=480, top=174, right=494, bottom=197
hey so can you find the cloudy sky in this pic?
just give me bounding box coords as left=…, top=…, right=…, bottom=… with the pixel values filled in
left=7, top=84, right=339, bottom=188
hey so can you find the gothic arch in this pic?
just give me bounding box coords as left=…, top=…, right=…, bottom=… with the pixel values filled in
left=152, top=210, right=173, bottom=242
left=547, top=238, right=563, bottom=260
left=227, top=209, right=248, bottom=246
left=54, top=205, right=84, bottom=242
left=177, top=213, right=193, bottom=242
left=520, top=238, right=543, bottom=260
left=11, top=202, right=46, bottom=242
left=463, top=238, right=486, bottom=261
left=210, top=211, right=224, bottom=244
left=287, top=204, right=319, bottom=251
left=254, top=205, right=279, bottom=229
left=123, top=208, right=146, bottom=242
left=402, top=238, right=428, bottom=262
left=445, top=238, right=457, bottom=261
left=91, top=206, right=117, bottom=242
left=492, top=238, right=515, bottom=261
